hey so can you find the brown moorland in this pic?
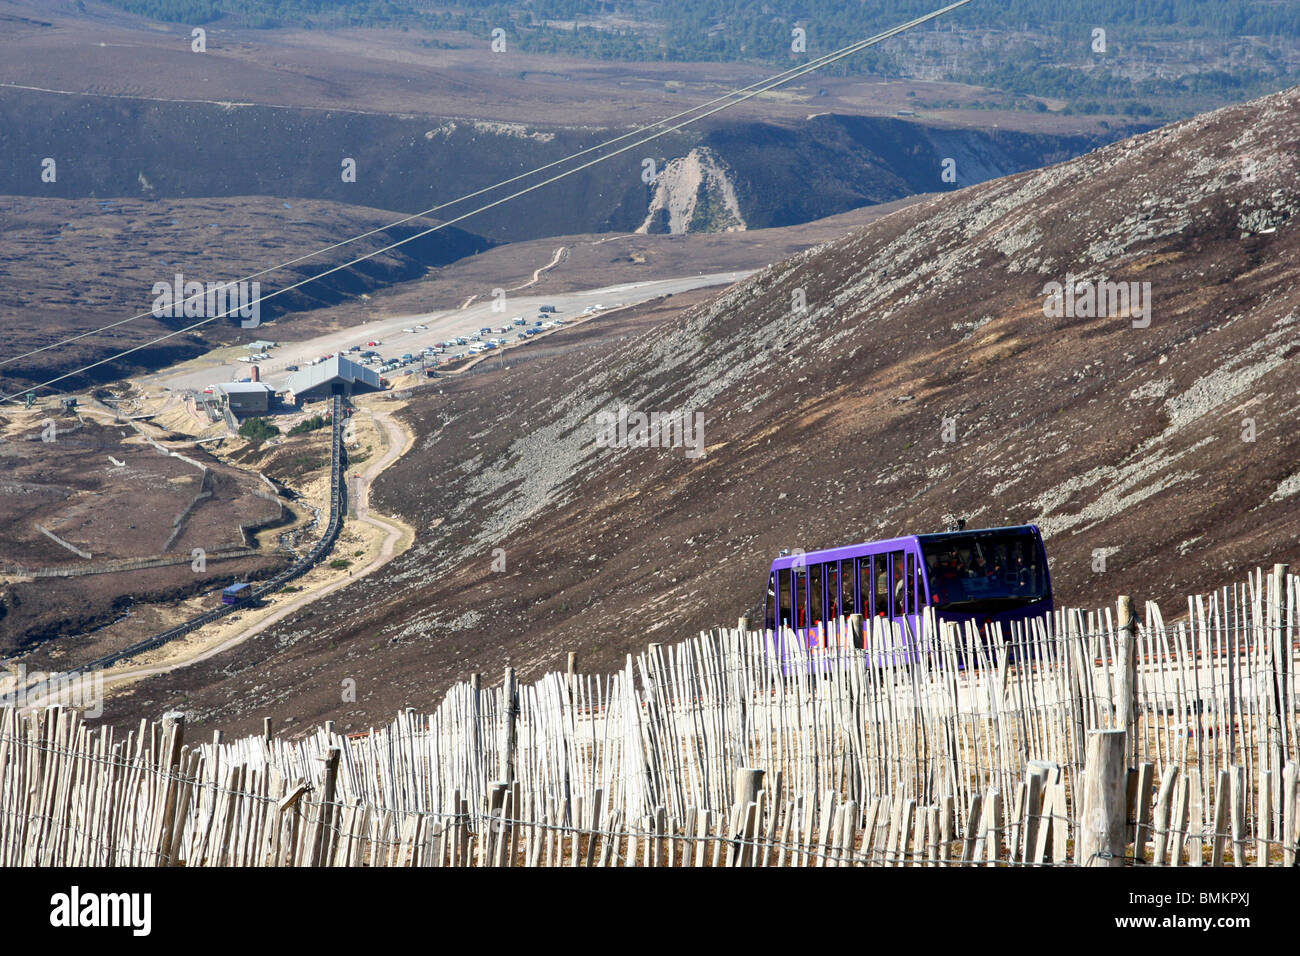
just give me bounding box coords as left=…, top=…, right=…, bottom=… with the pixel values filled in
left=0, top=0, right=1120, bottom=133
left=0, top=409, right=292, bottom=656
left=90, top=85, right=1300, bottom=736
left=0, top=195, right=492, bottom=395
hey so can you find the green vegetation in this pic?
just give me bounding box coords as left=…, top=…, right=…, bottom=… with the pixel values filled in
left=110, top=0, right=222, bottom=24
left=328, top=558, right=352, bottom=570
left=107, top=0, right=416, bottom=28
left=102, top=0, right=1300, bottom=45
left=238, top=416, right=280, bottom=444
left=287, top=414, right=329, bottom=436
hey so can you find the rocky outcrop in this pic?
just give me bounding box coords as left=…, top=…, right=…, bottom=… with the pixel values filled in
left=637, top=147, right=746, bottom=235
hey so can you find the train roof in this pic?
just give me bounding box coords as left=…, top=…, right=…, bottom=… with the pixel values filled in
left=768, top=524, right=1042, bottom=571
left=914, top=524, right=1043, bottom=545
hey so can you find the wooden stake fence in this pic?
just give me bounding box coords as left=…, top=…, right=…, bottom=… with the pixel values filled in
left=1, top=568, right=1297, bottom=866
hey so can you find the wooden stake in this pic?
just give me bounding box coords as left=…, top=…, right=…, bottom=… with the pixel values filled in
left=1284, top=762, right=1298, bottom=868
left=1151, top=766, right=1179, bottom=865
left=1078, top=730, right=1126, bottom=867
left=1132, top=763, right=1154, bottom=863
left=154, top=712, right=185, bottom=866
left=1210, top=769, right=1231, bottom=867
left=499, top=667, right=517, bottom=784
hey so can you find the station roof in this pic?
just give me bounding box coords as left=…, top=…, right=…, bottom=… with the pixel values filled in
left=215, top=382, right=274, bottom=394
left=285, top=356, right=381, bottom=395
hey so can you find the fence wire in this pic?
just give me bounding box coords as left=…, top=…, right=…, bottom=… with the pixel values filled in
left=1, top=567, right=1297, bottom=866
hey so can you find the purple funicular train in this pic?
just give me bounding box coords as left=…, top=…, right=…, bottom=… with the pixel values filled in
left=763, top=524, right=1053, bottom=670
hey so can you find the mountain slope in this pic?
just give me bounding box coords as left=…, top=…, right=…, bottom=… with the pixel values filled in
left=106, top=85, right=1300, bottom=735
left=0, top=82, right=1124, bottom=243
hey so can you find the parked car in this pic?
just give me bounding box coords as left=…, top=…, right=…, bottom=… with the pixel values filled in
left=539, top=305, right=557, bottom=313
left=285, top=364, right=299, bottom=372
left=512, top=316, right=527, bottom=326
left=415, top=324, right=428, bottom=331
left=402, top=327, right=416, bottom=333
left=367, top=340, right=381, bottom=346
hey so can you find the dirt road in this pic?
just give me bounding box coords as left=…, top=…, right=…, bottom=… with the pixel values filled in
left=63, top=404, right=412, bottom=696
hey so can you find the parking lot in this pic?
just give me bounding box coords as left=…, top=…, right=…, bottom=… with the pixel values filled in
left=144, top=273, right=750, bottom=395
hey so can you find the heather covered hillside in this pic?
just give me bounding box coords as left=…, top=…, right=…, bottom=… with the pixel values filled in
left=112, top=85, right=1300, bottom=734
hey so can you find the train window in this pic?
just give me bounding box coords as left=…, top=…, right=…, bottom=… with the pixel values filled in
left=904, top=552, right=917, bottom=615
left=826, top=563, right=840, bottom=620
left=919, top=530, right=1050, bottom=610
left=765, top=573, right=776, bottom=631
left=840, top=560, right=854, bottom=622
left=778, top=569, right=792, bottom=629
left=874, top=553, right=889, bottom=617
left=859, top=559, right=871, bottom=616
left=887, top=550, right=906, bottom=617
left=794, top=567, right=807, bottom=628
left=809, top=564, right=824, bottom=626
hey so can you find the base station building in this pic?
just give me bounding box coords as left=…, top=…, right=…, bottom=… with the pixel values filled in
left=285, top=357, right=383, bottom=403
left=212, top=382, right=274, bottom=416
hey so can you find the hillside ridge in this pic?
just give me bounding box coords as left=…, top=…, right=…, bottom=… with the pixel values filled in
left=101, top=84, right=1300, bottom=735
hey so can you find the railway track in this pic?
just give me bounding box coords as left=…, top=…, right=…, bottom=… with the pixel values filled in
left=19, top=394, right=349, bottom=681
